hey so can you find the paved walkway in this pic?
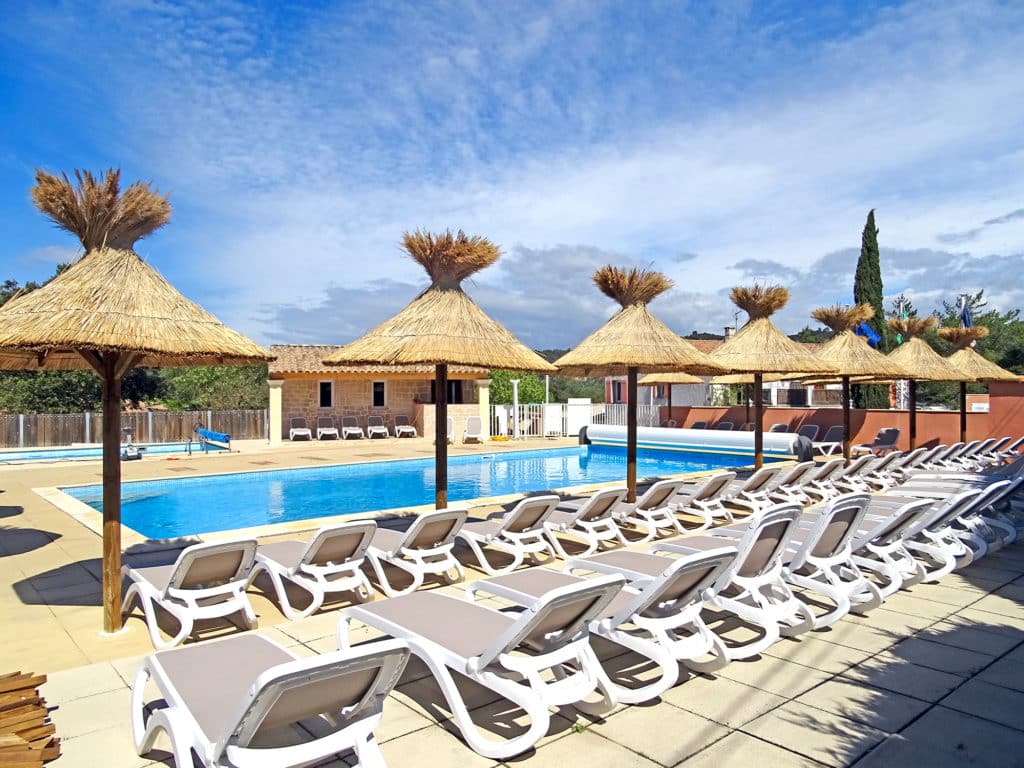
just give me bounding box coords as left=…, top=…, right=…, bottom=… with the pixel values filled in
left=3, top=442, right=1024, bottom=766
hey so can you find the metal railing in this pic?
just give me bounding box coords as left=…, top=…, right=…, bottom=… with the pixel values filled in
left=488, top=403, right=661, bottom=439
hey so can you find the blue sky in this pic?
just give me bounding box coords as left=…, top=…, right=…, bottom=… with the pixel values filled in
left=2, top=0, right=1023, bottom=349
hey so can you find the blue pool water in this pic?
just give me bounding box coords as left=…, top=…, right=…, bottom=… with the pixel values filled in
left=1, top=441, right=226, bottom=463
left=63, top=445, right=764, bottom=539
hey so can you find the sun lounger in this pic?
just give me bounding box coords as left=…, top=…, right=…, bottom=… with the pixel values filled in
left=122, top=539, right=258, bottom=649
left=289, top=416, right=312, bottom=441
left=463, top=415, right=484, bottom=443
left=846, top=495, right=936, bottom=597
left=851, top=427, right=900, bottom=456
left=832, top=453, right=883, bottom=493
left=466, top=546, right=737, bottom=702
left=689, top=420, right=707, bottom=429
left=315, top=416, right=339, bottom=440
left=364, top=509, right=467, bottom=596
left=131, top=633, right=409, bottom=768
left=671, top=471, right=737, bottom=530
left=393, top=414, right=417, bottom=438
left=339, top=576, right=624, bottom=759
left=862, top=448, right=926, bottom=490
left=341, top=416, right=366, bottom=440
left=447, top=416, right=454, bottom=444
left=713, top=421, right=734, bottom=430
left=812, top=425, right=844, bottom=456
left=899, top=486, right=991, bottom=581
left=456, top=495, right=559, bottom=575
left=796, top=424, right=820, bottom=442
left=367, top=415, right=389, bottom=439
left=544, top=487, right=630, bottom=558
left=250, top=521, right=376, bottom=619
left=613, top=478, right=689, bottom=540
left=767, top=461, right=817, bottom=504
left=652, top=503, right=815, bottom=662
left=803, top=457, right=846, bottom=501
left=768, top=423, right=789, bottom=433
left=739, top=422, right=755, bottom=430
left=996, top=435, right=1024, bottom=463
left=724, top=465, right=783, bottom=515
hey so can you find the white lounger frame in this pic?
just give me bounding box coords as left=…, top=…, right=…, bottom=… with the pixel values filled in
left=456, top=495, right=559, bottom=575
left=544, top=487, right=630, bottom=558
left=364, top=509, right=467, bottom=597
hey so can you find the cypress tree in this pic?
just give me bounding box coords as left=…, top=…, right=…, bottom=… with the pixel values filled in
left=852, top=209, right=891, bottom=409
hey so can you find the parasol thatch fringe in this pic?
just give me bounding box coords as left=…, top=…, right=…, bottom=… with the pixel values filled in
left=732, top=285, right=788, bottom=320
left=402, top=229, right=499, bottom=289
left=708, top=284, right=833, bottom=374
left=31, top=169, right=170, bottom=252
left=811, top=304, right=874, bottom=334
left=937, top=326, right=989, bottom=350
left=945, top=346, right=1019, bottom=382
left=594, top=266, right=672, bottom=306
left=554, top=267, right=723, bottom=377
left=638, top=371, right=704, bottom=385
left=888, top=316, right=935, bottom=339
left=325, top=230, right=554, bottom=372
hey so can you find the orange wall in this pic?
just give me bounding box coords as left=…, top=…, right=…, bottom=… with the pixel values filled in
left=664, top=380, right=1024, bottom=450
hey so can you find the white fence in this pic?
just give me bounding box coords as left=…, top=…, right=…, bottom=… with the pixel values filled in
left=488, top=403, right=661, bottom=439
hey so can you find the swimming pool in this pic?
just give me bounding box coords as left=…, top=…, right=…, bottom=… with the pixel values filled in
left=62, top=444, right=766, bottom=539
left=1, top=441, right=227, bottom=463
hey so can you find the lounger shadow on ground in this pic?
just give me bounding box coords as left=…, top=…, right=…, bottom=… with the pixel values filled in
left=0, top=523, right=59, bottom=556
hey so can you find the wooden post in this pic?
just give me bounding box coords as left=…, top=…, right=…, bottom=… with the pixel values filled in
left=101, top=355, right=123, bottom=634
left=842, top=376, right=851, bottom=464
left=626, top=366, right=638, bottom=503
left=753, top=372, right=764, bottom=469
left=908, top=379, right=918, bottom=450
left=667, top=385, right=672, bottom=424
left=959, top=381, right=968, bottom=444
left=435, top=363, right=448, bottom=509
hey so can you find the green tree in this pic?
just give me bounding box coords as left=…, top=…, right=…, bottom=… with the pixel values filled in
left=789, top=326, right=832, bottom=343
left=852, top=209, right=892, bottom=409
left=159, top=366, right=269, bottom=410
left=489, top=370, right=546, bottom=404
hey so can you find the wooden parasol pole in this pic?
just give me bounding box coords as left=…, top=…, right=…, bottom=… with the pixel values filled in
left=753, top=372, right=764, bottom=469
left=626, top=366, right=638, bottom=503
left=842, top=375, right=851, bottom=464
left=435, top=363, right=448, bottom=509
left=959, top=382, right=968, bottom=444
left=908, top=379, right=918, bottom=450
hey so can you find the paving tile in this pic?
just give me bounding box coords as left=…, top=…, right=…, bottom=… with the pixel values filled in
left=718, top=656, right=832, bottom=699
left=950, top=608, right=1024, bottom=637
left=845, top=607, right=934, bottom=636
left=49, top=686, right=133, bottom=739
left=796, top=678, right=929, bottom=733
left=763, top=635, right=874, bottom=675
left=913, top=619, right=1024, bottom=656
left=742, top=700, right=888, bottom=766
left=940, top=678, right=1024, bottom=732
left=958, top=564, right=1021, bottom=586
left=811, top=623, right=902, bottom=654
left=378, top=722, right=498, bottom=768
left=840, top=653, right=963, bottom=702
left=676, top=731, right=822, bottom=768
left=393, top=669, right=507, bottom=724
left=663, top=673, right=787, bottom=728
left=58, top=725, right=155, bottom=768
left=881, top=592, right=963, bottom=620
left=586, top=701, right=729, bottom=766
left=42, top=660, right=126, bottom=704
left=971, top=593, right=1024, bottom=620
left=518, top=729, right=659, bottom=768
left=855, top=705, right=1024, bottom=767
left=885, top=637, right=992, bottom=676
left=976, top=656, right=1024, bottom=693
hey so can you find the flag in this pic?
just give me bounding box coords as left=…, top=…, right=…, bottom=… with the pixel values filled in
left=961, top=302, right=973, bottom=328
left=854, top=321, right=881, bottom=347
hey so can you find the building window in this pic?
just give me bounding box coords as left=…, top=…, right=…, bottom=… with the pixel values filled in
left=612, top=381, right=623, bottom=403
left=429, top=380, right=464, bottom=404
left=318, top=381, right=333, bottom=408
left=372, top=381, right=386, bottom=408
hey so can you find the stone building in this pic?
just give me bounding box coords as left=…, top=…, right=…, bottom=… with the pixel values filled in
left=267, top=345, right=491, bottom=444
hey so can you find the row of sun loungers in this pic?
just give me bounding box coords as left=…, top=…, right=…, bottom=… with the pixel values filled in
left=289, top=415, right=420, bottom=440
left=127, top=438, right=1024, bottom=766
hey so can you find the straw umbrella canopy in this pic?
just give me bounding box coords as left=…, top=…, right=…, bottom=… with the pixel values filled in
left=637, top=371, right=703, bottom=421
left=709, top=285, right=835, bottom=468
left=938, top=326, right=1019, bottom=443
left=887, top=317, right=965, bottom=450
left=555, top=267, right=725, bottom=501
left=0, top=169, right=273, bottom=633
left=323, top=230, right=555, bottom=508
left=810, top=304, right=913, bottom=461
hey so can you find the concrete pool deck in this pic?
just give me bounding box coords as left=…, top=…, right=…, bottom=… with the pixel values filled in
left=3, top=437, right=1024, bottom=766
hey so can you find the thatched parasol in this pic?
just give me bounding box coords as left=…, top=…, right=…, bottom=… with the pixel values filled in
left=710, top=285, right=835, bottom=467
left=638, top=371, right=704, bottom=421
left=0, top=169, right=273, bottom=633
left=938, top=325, right=1019, bottom=443
left=323, top=229, right=555, bottom=508
left=555, top=267, right=725, bottom=501
left=888, top=316, right=965, bottom=449
left=811, top=304, right=912, bottom=461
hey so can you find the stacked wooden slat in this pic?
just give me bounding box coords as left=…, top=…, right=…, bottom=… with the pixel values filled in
left=0, top=674, right=60, bottom=767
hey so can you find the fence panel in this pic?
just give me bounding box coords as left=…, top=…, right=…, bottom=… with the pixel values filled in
left=487, top=403, right=661, bottom=438
left=0, top=409, right=268, bottom=448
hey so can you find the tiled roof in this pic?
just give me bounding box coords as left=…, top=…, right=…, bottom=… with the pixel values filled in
left=688, top=338, right=825, bottom=354
left=269, top=345, right=488, bottom=376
